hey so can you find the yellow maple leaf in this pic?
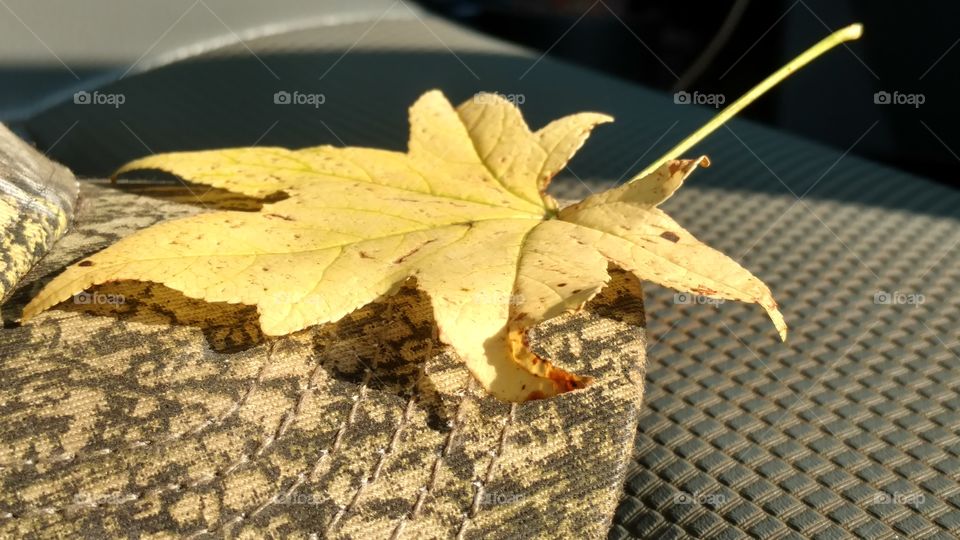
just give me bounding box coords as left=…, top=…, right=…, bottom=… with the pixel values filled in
left=20, top=90, right=779, bottom=400
left=23, top=25, right=863, bottom=402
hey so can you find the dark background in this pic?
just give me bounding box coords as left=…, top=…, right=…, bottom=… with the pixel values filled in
left=419, top=0, right=960, bottom=187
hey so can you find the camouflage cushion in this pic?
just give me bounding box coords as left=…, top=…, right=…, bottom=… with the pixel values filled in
left=0, top=123, right=76, bottom=303
left=0, top=170, right=647, bottom=539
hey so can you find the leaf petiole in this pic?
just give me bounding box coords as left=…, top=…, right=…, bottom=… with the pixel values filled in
left=629, top=23, right=863, bottom=183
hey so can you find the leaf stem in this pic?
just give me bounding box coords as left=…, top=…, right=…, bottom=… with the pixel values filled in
left=628, top=23, right=863, bottom=183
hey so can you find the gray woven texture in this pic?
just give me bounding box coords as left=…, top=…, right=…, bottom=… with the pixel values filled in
left=24, top=12, right=960, bottom=539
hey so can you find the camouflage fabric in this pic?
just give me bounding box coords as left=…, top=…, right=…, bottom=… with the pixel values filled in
left=0, top=180, right=648, bottom=538
left=0, top=124, right=77, bottom=304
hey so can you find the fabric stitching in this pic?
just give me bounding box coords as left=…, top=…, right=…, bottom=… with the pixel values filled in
left=389, top=373, right=473, bottom=540
left=456, top=402, right=517, bottom=539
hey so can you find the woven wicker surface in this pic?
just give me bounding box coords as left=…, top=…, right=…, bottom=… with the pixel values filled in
left=22, top=11, right=960, bottom=539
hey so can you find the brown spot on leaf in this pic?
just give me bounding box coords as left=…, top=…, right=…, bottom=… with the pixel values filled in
left=525, top=391, right=547, bottom=401
left=359, top=251, right=374, bottom=260
left=78, top=261, right=94, bottom=267
left=264, top=213, right=294, bottom=221
left=660, top=231, right=680, bottom=243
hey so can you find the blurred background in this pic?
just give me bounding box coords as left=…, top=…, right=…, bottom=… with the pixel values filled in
left=0, top=0, right=957, bottom=185
left=417, top=0, right=960, bottom=186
